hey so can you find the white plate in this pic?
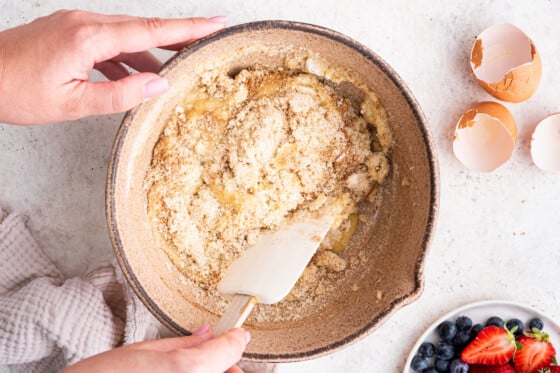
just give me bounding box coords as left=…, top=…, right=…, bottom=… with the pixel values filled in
left=403, top=300, right=560, bottom=372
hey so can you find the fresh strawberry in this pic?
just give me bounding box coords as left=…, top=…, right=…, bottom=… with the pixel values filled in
left=469, top=364, right=515, bottom=373
left=461, top=325, right=517, bottom=365
left=514, top=330, right=556, bottom=373
left=538, top=366, right=560, bottom=373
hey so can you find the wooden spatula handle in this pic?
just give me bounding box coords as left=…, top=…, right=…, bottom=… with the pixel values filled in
left=213, top=294, right=258, bottom=336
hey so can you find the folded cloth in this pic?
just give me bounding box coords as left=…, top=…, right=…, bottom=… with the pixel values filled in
left=0, top=209, right=276, bottom=373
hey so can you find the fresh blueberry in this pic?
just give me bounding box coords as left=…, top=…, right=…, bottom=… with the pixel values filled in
left=506, top=318, right=525, bottom=337
left=436, top=341, right=455, bottom=360
left=438, top=320, right=458, bottom=341
left=435, top=358, right=450, bottom=372
left=418, top=342, right=436, bottom=358
left=485, top=316, right=504, bottom=328
left=451, top=331, right=471, bottom=351
left=411, top=355, right=430, bottom=371
left=449, top=358, right=469, bottom=373
left=528, top=317, right=544, bottom=331
left=470, top=323, right=484, bottom=339
left=455, top=316, right=473, bottom=332
left=425, top=369, right=439, bottom=373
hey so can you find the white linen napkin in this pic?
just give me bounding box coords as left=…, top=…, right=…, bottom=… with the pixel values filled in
left=0, top=208, right=276, bottom=373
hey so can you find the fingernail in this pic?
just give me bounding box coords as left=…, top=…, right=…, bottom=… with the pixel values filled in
left=245, top=331, right=251, bottom=344
left=144, top=77, right=169, bottom=99
left=208, top=15, right=227, bottom=24
left=193, top=325, right=210, bottom=336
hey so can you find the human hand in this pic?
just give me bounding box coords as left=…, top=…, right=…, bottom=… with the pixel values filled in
left=61, top=326, right=250, bottom=373
left=0, top=10, right=226, bottom=125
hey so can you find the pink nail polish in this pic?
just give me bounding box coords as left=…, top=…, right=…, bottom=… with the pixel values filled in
left=193, top=325, right=210, bottom=336
left=245, top=331, right=251, bottom=344
left=208, top=15, right=227, bottom=24
left=144, top=78, right=169, bottom=99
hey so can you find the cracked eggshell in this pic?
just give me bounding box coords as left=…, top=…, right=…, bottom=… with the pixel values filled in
left=470, top=24, right=541, bottom=103
left=453, top=102, right=517, bottom=172
left=531, top=113, right=560, bottom=171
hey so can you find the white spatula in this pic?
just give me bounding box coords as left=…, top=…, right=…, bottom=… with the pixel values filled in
left=213, top=217, right=332, bottom=336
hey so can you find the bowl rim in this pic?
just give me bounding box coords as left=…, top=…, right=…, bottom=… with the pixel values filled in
left=106, top=19, right=440, bottom=362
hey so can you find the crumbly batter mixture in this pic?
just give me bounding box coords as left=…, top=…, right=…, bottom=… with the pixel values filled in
left=146, top=52, right=392, bottom=322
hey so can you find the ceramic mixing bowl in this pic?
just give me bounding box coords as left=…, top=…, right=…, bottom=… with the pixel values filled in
left=107, top=20, right=439, bottom=362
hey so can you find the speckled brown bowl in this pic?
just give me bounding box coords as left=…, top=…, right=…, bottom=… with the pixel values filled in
left=107, top=21, right=439, bottom=362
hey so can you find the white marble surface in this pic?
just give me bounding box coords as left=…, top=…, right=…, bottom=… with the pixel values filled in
left=2, top=1, right=560, bottom=372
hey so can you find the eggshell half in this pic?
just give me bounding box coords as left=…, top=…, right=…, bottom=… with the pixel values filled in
left=453, top=102, right=517, bottom=172
left=531, top=113, right=560, bottom=171
left=470, top=24, right=541, bottom=103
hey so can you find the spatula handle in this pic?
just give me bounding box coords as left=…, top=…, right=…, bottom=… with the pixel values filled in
left=214, top=294, right=258, bottom=336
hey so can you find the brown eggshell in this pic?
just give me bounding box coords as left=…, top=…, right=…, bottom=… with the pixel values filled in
left=470, top=24, right=541, bottom=103
left=453, top=102, right=517, bottom=172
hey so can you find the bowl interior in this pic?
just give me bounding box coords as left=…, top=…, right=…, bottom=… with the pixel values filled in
left=107, top=21, right=438, bottom=362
